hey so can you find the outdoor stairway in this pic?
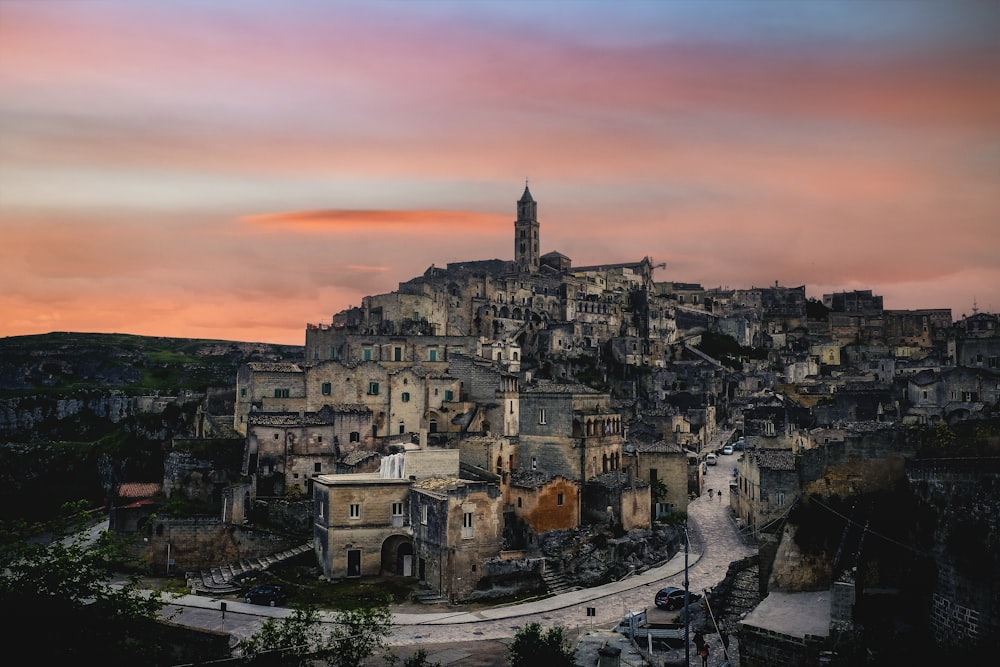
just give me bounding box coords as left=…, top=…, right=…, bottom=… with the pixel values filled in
left=186, top=542, right=313, bottom=594
left=540, top=565, right=576, bottom=595
left=413, top=589, right=449, bottom=605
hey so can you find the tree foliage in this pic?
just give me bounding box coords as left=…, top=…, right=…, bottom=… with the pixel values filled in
left=507, top=622, right=576, bottom=667
left=239, top=596, right=394, bottom=667
left=0, top=501, right=171, bottom=665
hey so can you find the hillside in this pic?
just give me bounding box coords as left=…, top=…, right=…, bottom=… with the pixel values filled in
left=0, top=332, right=304, bottom=522
left=0, top=331, right=303, bottom=395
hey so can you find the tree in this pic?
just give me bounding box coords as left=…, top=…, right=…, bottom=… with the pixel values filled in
left=507, top=622, right=576, bottom=667
left=325, top=601, right=394, bottom=667
left=0, top=501, right=173, bottom=665
left=650, top=478, right=669, bottom=513
left=239, top=607, right=326, bottom=666
left=238, top=596, right=394, bottom=667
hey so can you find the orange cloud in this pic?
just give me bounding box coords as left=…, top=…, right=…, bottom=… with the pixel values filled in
left=240, top=209, right=506, bottom=233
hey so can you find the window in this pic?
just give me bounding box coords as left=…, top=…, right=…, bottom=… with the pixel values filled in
left=314, top=463, right=321, bottom=473
left=462, top=511, right=474, bottom=539
left=350, top=431, right=360, bottom=443
left=368, top=381, right=379, bottom=396
left=420, top=505, right=428, bottom=525
left=510, top=401, right=514, bottom=414
left=240, top=387, right=247, bottom=397
left=401, top=392, right=410, bottom=402
left=394, top=347, right=402, bottom=361
left=557, top=493, right=564, bottom=506
left=398, top=421, right=405, bottom=435
left=363, top=348, right=372, bottom=361
left=392, top=502, right=405, bottom=527
left=429, top=349, right=438, bottom=362
left=539, top=408, right=547, bottom=424
left=317, top=435, right=322, bottom=442
left=444, top=390, right=454, bottom=401
left=273, top=433, right=280, bottom=440
left=776, top=492, right=785, bottom=507
left=349, top=503, right=361, bottom=519
left=274, top=388, right=290, bottom=398
left=321, top=382, right=332, bottom=395
left=429, top=419, right=437, bottom=433
left=531, top=457, right=537, bottom=470
left=517, top=497, right=522, bottom=508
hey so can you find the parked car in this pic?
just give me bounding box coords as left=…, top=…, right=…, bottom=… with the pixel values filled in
left=245, top=584, right=287, bottom=607
left=732, top=438, right=745, bottom=451
left=654, top=586, right=702, bottom=610
left=705, top=453, right=718, bottom=466
left=722, top=444, right=734, bottom=456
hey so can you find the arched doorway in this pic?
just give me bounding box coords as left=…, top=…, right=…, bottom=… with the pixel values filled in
left=380, top=534, right=415, bottom=576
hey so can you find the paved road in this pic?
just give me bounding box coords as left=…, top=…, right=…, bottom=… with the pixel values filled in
left=158, top=458, right=754, bottom=662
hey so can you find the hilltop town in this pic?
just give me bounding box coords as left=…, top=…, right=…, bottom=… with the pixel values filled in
left=103, top=186, right=998, bottom=662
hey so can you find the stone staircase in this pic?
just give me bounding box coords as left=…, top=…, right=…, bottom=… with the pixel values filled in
left=540, top=565, right=576, bottom=596
left=186, top=542, right=313, bottom=594
left=413, top=589, right=449, bottom=605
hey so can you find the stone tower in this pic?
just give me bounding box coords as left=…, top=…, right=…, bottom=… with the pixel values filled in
left=514, top=183, right=539, bottom=273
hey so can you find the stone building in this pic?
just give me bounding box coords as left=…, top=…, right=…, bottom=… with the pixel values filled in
left=734, top=447, right=798, bottom=537
left=506, top=470, right=580, bottom=537
left=244, top=408, right=362, bottom=497
left=628, top=440, right=689, bottom=519
left=312, top=472, right=413, bottom=579
left=408, top=476, right=505, bottom=600
left=312, top=446, right=465, bottom=582
left=234, top=362, right=306, bottom=436
left=518, top=380, right=624, bottom=483
left=582, top=469, right=651, bottom=530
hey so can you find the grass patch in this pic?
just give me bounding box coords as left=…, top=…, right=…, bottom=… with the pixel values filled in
left=231, top=565, right=424, bottom=611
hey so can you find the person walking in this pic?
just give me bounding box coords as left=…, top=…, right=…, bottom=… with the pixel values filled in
left=717, top=489, right=722, bottom=502
left=699, top=640, right=710, bottom=666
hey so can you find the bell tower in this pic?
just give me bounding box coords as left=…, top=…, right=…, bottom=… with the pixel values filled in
left=514, top=182, right=539, bottom=273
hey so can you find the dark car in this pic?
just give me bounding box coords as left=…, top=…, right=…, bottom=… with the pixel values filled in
left=245, top=584, right=287, bottom=607
left=654, top=586, right=702, bottom=610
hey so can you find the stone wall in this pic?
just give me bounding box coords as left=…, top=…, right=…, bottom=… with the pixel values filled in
left=144, top=517, right=305, bottom=575
left=907, top=457, right=1000, bottom=649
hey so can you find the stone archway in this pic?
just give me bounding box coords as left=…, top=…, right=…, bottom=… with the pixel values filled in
left=380, top=534, right=415, bottom=576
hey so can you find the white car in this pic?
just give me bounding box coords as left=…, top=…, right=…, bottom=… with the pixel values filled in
left=705, top=453, right=718, bottom=466
left=722, top=445, right=734, bottom=455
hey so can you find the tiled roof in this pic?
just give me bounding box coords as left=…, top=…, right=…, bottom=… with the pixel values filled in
left=341, top=450, right=378, bottom=466
left=117, top=482, right=162, bottom=499
left=248, top=412, right=330, bottom=426
left=509, top=469, right=553, bottom=489
left=632, top=440, right=684, bottom=454
left=750, top=449, right=796, bottom=471
left=522, top=380, right=600, bottom=394
left=246, top=362, right=303, bottom=373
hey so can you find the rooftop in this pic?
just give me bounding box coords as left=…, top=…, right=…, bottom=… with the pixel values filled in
left=740, top=590, right=831, bottom=640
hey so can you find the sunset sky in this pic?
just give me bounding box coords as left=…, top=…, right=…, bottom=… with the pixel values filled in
left=2, top=1, right=998, bottom=346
